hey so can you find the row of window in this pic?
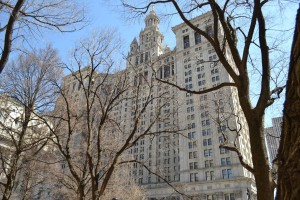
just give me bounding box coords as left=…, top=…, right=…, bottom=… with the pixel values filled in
left=189, top=148, right=230, bottom=159
left=186, top=132, right=227, bottom=144
left=189, top=168, right=232, bottom=182
left=183, top=26, right=213, bottom=49
left=185, top=61, right=219, bottom=72
left=185, top=76, right=220, bottom=89
left=189, top=157, right=231, bottom=170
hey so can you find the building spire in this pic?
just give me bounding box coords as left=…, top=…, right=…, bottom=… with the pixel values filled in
left=144, top=4, right=159, bottom=28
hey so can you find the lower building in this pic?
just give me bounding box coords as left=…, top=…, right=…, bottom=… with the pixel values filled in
left=265, top=117, right=282, bottom=164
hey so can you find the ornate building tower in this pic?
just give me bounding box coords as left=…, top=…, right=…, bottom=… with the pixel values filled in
left=128, top=5, right=164, bottom=67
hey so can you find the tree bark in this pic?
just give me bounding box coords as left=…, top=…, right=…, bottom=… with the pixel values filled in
left=248, top=116, right=275, bottom=200
left=0, top=0, right=26, bottom=74
left=276, top=5, right=300, bottom=200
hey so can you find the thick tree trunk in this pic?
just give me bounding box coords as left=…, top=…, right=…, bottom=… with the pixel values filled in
left=248, top=116, right=275, bottom=200
left=276, top=5, right=300, bottom=200
left=77, top=185, right=85, bottom=200
left=1, top=152, right=20, bottom=200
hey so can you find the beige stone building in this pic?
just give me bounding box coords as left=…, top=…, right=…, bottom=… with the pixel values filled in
left=264, top=117, right=282, bottom=164
left=125, top=9, right=256, bottom=200
left=57, top=8, right=257, bottom=200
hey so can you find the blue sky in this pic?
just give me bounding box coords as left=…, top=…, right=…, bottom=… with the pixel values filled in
left=39, top=1, right=298, bottom=126
left=42, top=1, right=178, bottom=63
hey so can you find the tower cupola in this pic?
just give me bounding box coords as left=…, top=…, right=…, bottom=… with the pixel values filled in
left=144, top=5, right=160, bottom=28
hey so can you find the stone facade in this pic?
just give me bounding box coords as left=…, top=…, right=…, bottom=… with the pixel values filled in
left=265, top=117, right=282, bottom=164
left=59, top=8, right=257, bottom=200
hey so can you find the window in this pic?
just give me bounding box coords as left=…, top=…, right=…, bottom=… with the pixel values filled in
left=194, top=32, right=201, bottom=44
left=139, top=178, right=143, bottom=184
left=202, top=129, right=211, bottom=136
left=218, top=125, right=226, bottom=133
left=226, top=157, right=232, bottom=165
left=203, top=138, right=212, bottom=146
left=205, top=160, right=209, bottom=168
left=212, top=76, right=220, bottom=82
left=205, top=160, right=214, bottom=168
left=205, top=171, right=214, bottom=181
left=188, top=123, right=196, bottom=129
left=200, top=95, right=208, bottom=101
left=197, top=59, right=204, bottom=65
left=194, top=162, right=198, bottom=169
left=193, top=151, right=197, bottom=158
left=211, top=68, right=219, bottom=74
left=198, top=73, right=205, bottom=79
left=202, top=119, right=210, bottom=126
left=220, top=148, right=229, bottom=154
left=195, top=173, right=199, bottom=181
left=222, top=169, right=233, bottom=179
left=198, top=80, right=206, bottom=86
left=207, top=195, right=215, bottom=200
left=193, top=141, right=197, bottom=147
left=201, top=111, right=209, bottom=118
left=219, top=136, right=224, bottom=144
left=188, top=132, right=195, bottom=139
left=206, top=25, right=213, bottom=37
left=190, top=173, right=199, bottom=182
left=140, top=54, right=143, bottom=63
left=224, top=193, right=235, bottom=200
left=183, top=35, right=190, bottom=49
left=221, top=157, right=234, bottom=166
left=204, top=149, right=213, bottom=157
left=163, top=66, right=170, bottom=78
left=140, top=154, right=144, bottom=160
left=221, top=158, right=226, bottom=166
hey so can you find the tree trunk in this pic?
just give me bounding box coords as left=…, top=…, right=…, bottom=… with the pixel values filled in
left=248, top=116, right=275, bottom=200
left=77, top=185, right=85, bottom=200
left=1, top=150, right=21, bottom=200
left=276, top=5, right=300, bottom=200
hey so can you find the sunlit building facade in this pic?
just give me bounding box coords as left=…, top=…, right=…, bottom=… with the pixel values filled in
left=59, top=8, right=257, bottom=200
left=125, top=8, right=256, bottom=200
left=265, top=117, right=282, bottom=164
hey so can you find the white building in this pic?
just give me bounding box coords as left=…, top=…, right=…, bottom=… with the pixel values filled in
left=0, top=95, right=53, bottom=200
left=58, top=8, right=256, bottom=200
left=125, top=9, right=256, bottom=200
left=265, top=117, right=282, bottom=164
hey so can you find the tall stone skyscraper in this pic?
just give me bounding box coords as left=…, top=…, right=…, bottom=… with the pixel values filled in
left=59, top=7, right=257, bottom=200
left=125, top=9, right=256, bottom=200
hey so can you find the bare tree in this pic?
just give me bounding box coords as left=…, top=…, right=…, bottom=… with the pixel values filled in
left=100, top=163, right=146, bottom=200
left=276, top=4, right=300, bottom=200
left=43, top=30, right=184, bottom=200
left=0, top=0, right=85, bottom=73
left=119, top=1, right=297, bottom=199
left=0, top=45, right=62, bottom=200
